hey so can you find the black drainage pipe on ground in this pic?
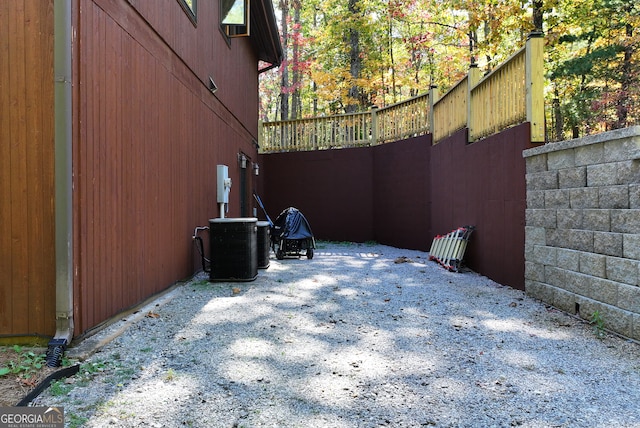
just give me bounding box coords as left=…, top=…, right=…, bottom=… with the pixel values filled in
left=17, top=364, right=80, bottom=406
left=45, top=338, right=68, bottom=368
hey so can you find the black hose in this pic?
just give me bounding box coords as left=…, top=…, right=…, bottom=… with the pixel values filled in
left=194, top=235, right=210, bottom=273
left=192, top=226, right=210, bottom=273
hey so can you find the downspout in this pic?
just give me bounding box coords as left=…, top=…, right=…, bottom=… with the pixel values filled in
left=47, top=0, right=74, bottom=367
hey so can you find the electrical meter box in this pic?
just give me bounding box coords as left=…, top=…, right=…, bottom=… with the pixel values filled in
left=217, top=165, right=232, bottom=203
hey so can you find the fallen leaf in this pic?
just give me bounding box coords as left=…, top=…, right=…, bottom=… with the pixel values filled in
left=146, top=311, right=160, bottom=318
left=19, top=378, right=37, bottom=388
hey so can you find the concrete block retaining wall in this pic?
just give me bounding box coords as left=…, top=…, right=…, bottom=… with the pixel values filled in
left=523, top=126, right=640, bottom=340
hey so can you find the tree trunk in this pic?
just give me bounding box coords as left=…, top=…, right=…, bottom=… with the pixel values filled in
left=388, top=14, right=397, bottom=103
left=553, top=89, right=563, bottom=141
left=346, top=0, right=362, bottom=113
left=616, top=20, right=633, bottom=128
left=279, top=0, right=290, bottom=121
left=483, top=20, right=492, bottom=72
left=469, top=29, right=477, bottom=66
left=532, top=0, right=543, bottom=33
left=291, top=0, right=302, bottom=119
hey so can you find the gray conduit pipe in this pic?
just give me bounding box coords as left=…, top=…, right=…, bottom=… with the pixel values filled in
left=48, top=0, right=74, bottom=367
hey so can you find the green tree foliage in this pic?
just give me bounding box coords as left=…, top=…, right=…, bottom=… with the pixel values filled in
left=547, top=0, right=639, bottom=139
left=260, top=0, right=639, bottom=140
left=385, top=0, right=468, bottom=101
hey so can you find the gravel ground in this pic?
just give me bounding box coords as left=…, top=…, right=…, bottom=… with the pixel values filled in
left=33, top=242, right=640, bottom=427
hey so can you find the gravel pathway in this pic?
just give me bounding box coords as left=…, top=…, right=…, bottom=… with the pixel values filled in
left=33, top=242, right=640, bottom=427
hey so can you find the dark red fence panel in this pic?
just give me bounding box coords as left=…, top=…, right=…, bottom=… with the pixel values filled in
left=430, top=125, right=533, bottom=289
left=259, top=148, right=375, bottom=243
left=260, top=124, right=534, bottom=290
left=372, top=136, right=431, bottom=251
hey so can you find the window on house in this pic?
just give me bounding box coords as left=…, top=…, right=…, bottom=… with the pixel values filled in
left=221, top=0, right=249, bottom=37
left=179, top=0, right=197, bottom=24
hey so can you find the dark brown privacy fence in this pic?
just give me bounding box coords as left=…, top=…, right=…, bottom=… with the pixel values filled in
left=260, top=123, right=536, bottom=290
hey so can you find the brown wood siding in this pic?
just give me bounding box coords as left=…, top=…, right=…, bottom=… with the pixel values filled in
left=72, top=0, right=261, bottom=335
left=122, top=0, right=260, bottom=136
left=0, top=1, right=56, bottom=337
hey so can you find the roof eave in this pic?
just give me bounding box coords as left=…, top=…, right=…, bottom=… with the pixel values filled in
left=251, top=0, right=283, bottom=68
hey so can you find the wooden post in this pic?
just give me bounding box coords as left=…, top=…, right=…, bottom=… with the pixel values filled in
left=467, top=65, right=482, bottom=143
left=526, top=32, right=545, bottom=143
left=370, top=106, right=378, bottom=144
left=429, top=85, right=438, bottom=144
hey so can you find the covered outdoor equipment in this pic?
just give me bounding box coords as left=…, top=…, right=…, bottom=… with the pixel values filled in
left=271, top=207, right=316, bottom=260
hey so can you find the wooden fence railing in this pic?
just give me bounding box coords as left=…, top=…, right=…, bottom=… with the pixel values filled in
left=259, top=94, right=431, bottom=153
left=259, top=34, right=544, bottom=153
left=260, top=111, right=372, bottom=152
left=375, top=93, right=431, bottom=144
left=432, top=75, right=469, bottom=144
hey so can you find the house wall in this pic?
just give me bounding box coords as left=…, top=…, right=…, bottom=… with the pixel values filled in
left=0, top=0, right=56, bottom=340
left=523, top=126, right=640, bottom=340
left=71, top=0, right=262, bottom=336
left=261, top=124, right=532, bottom=290
left=126, top=0, right=260, bottom=134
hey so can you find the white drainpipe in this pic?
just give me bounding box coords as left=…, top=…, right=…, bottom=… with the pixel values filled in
left=48, top=0, right=74, bottom=366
